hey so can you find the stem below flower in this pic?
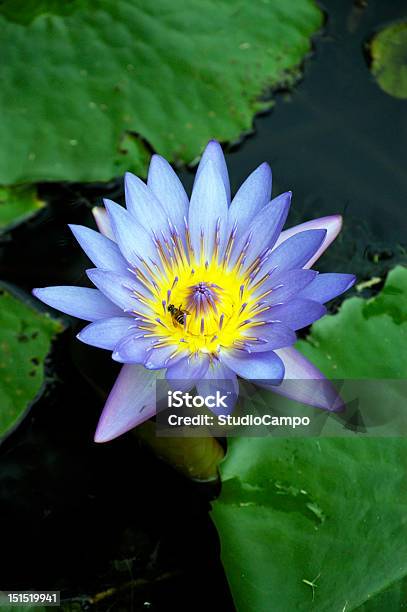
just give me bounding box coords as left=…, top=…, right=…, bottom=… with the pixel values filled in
left=134, top=422, right=224, bottom=482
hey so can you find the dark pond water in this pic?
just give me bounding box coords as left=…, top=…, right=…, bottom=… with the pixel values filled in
left=0, top=1, right=406, bottom=610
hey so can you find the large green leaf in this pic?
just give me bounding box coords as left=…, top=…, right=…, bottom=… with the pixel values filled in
left=212, top=438, right=407, bottom=612
left=0, top=286, right=63, bottom=439
left=369, top=22, right=407, bottom=100
left=0, top=0, right=322, bottom=183
left=0, top=185, right=45, bottom=232
left=211, top=266, right=407, bottom=612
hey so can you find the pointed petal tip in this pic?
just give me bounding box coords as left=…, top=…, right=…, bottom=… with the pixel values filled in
left=124, top=170, right=146, bottom=190
left=103, top=198, right=116, bottom=211
left=93, top=425, right=119, bottom=444
left=124, top=170, right=135, bottom=181
left=268, top=347, right=345, bottom=412
left=68, top=223, right=89, bottom=241
left=259, top=161, right=272, bottom=175
left=149, top=153, right=165, bottom=166
left=93, top=416, right=144, bottom=443
left=85, top=268, right=96, bottom=281
left=32, top=287, right=53, bottom=304
left=93, top=432, right=108, bottom=444
left=274, top=190, right=292, bottom=205
left=346, top=274, right=357, bottom=289
left=93, top=365, right=158, bottom=443
left=207, top=139, right=222, bottom=147
left=321, top=214, right=343, bottom=235
left=92, top=205, right=104, bottom=219
left=274, top=213, right=344, bottom=267
left=251, top=161, right=272, bottom=185
left=92, top=206, right=115, bottom=241
left=93, top=413, right=151, bottom=443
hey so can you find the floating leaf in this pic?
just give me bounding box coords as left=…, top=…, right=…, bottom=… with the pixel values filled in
left=212, top=437, right=407, bottom=612
left=0, top=286, right=63, bottom=439
left=0, top=185, right=45, bottom=232
left=211, top=266, right=407, bottom=611
left=369, top=22, right=407, bottom=99
left=0, top=0, right=322, bottom=183
left=296, top=265, right=407, bottom=378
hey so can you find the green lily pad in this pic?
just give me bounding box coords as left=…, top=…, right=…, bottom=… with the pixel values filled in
left=296, top=265, right=407, bottom=378
left=211, top=266, right=407, bottom=612
left=212, top=437, right=407, bottom=612
left=369, top=22, right=407, bottom=99
left=0, top=0, right=322, bottom=183
left=0, top=185, right=45, bottom=232
left=0, top=286, right=63, bottom=440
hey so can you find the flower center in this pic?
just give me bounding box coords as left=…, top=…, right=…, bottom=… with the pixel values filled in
left=129, top=222, right=272, bottom=358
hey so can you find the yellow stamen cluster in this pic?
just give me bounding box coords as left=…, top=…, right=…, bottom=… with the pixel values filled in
left=130, top=225, right=271, bottom=358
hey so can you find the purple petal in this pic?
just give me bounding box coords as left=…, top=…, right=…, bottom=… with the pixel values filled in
left=32, top=286, right=122, bottom=321
left=189, top=159, right=228, bottom=260
left=258, top=347, right=344, bottom=411
left=86, top=268, right=150, bottom=313
left=94, top=365, right=159, bottom=442
left=147, top=154, right=189, bottom=234
left=221, top=349, right=284, bottom=384
left=266, top=299, right=326, bottom=330
left=77, top=316, right=135, bottom=350
left=166, top=353, right=210, bottom=391
left=104, top=199, right=158, bottom=268
left=113, top=333, right=156, bottom=364
left=230, top=192, right=291, bottom=269
left=273, top=215, right=343, bottom=268
left=261, top=229, right=326, bottom=275
left=144, top=344, right=186, bottom=370
left=194, top=140, right=230, bottom=204
left=196, top=360, right=239, bottom=416
left=69, top=224, right=129, bottom=274
left=124, top=172, right=169, bottom=235
left=297, top=273, right=356, bottom=303
left=92, top=206, right=115, bottom=240
left=227, top=162, right=272, bottom=233
left=242, top=322, right=296, bottom=352
left=257, top=269, right=317, bottom=304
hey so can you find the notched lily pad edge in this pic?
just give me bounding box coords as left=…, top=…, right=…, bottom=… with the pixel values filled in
left=0, top=184, right=47, bottom=234
left=365, top=19, right=407, bottom=100
left=0, top=281, right=65, bottom=444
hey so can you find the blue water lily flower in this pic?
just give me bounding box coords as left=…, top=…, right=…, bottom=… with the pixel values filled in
left=33, top=141, right=355, bottom=442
